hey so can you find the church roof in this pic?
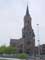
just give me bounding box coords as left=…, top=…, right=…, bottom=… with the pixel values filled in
left=26, top=5, right=30, bottom=16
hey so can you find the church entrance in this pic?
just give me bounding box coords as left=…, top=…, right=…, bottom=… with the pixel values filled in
left=26, top=49, right=33, bottom=56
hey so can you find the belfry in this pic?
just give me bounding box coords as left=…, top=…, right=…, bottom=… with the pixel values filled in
left=22, top=5, right=35, bottom=55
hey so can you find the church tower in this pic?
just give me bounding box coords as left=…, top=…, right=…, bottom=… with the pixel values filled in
left=22, top=5, right=35, bottom=55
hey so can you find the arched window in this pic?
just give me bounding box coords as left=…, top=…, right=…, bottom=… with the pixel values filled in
left=23, top=34, right=25, bottom=38
left=28, top=20, right=29, bottom=24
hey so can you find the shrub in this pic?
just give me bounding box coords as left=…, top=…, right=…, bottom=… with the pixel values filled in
left=16, top=53, right=28, bottom=59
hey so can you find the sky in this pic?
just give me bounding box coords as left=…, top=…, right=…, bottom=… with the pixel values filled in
left=0, top=0, right=45, bottom=46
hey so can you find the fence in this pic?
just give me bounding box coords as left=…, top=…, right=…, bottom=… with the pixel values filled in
left=27, top=55, right=45, bottom=60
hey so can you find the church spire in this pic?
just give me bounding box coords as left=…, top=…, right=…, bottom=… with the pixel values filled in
left=26, top=4, right=30, bottom=16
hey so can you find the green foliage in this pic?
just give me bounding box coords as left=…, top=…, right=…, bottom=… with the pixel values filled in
left=0, top=45, right=6, bottom=54
left=16, top=53, right=28, bottom=59
left=0, top=46, right=16, bottom=54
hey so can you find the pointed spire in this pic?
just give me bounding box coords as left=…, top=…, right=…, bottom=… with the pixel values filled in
left=26, top=4, right=30, bottom=16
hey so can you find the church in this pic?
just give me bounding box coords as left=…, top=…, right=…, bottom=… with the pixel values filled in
left=10, top=5, right=35, bottom=55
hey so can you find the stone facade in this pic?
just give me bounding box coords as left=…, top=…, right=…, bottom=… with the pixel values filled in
left=10, top=5, right=35, bottom=55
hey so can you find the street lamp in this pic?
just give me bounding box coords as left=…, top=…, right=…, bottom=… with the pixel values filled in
left=36, top=24, right=40, bottom=58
